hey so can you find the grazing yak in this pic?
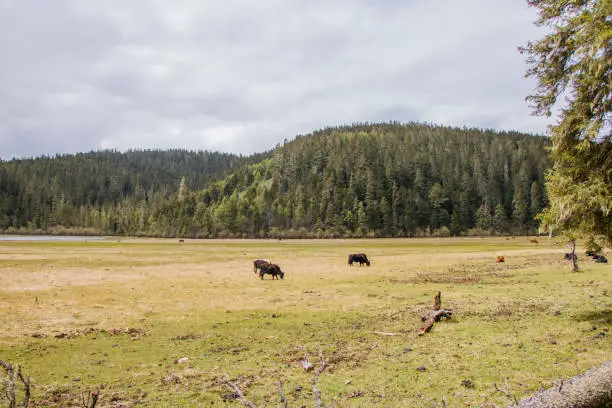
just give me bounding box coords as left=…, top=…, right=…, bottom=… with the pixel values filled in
left=348, top=253, right=370, bottom=266
left=594, top=255, right=608, bottom=263
left=253, top=259, right=271, bottom=274
left=586, top=252, right=608, bottom=263
left=259, top=263, right=284, bottom=280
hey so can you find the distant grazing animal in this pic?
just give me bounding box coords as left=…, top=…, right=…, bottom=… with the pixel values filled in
left=564, top=253, right=578, bottom=261
left=348, top=253, right=370, bottom=266
left=253, top=259, right=271, bottom=274
left=259, top=263, right=284, bottom=280
left=594, top=255, right=608, bottom=263
left=530, top=239, right=539, bottom=244
left=497, top=256, right=505, bottom=263
left=178, top=239, right=184, bottom=243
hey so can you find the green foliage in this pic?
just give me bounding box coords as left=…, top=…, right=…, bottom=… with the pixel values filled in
left=0, top=123, right=551, bottom=237
left=585, top=235, right=603, bottom=254
left=522, top=0, right=612, bottom=244
left=493, top=203, right=509, bottom=234
left=476, top=202, right=493, bottom=231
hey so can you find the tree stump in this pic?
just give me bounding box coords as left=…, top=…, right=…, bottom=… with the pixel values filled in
left=418, top=291, right=453, bottom=336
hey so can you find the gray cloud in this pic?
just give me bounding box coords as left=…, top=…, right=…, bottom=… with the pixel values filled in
left=0, top=0, right=553, bottom=159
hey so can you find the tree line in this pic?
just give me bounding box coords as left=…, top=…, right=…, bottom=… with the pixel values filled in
left=0, top=149, right=267, bottom=232
left=0, top=122, right=551, bottom=238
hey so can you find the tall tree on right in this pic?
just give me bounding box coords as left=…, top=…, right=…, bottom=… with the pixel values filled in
left=521, top=0, right=612, bottom=248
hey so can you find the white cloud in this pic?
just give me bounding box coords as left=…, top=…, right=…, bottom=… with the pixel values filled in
left=0, top=0, right=553, bottom=159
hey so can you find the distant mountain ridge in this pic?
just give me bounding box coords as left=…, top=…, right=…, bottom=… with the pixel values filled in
left=0, top=122, right=550, bottom=237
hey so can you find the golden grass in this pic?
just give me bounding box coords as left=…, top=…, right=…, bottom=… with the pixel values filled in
left=0, top=237, right=610, bottom=407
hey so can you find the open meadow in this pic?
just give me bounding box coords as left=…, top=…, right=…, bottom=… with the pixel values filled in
left=0, top=237, right=610, bottom=407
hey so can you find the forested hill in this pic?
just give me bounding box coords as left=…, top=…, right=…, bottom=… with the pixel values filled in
left=0, top=123, right=551, bottom=237
left=0, top=149, right=268, bottom=230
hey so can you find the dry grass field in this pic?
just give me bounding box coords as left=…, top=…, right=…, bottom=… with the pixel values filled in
left=0, top=237, right=610, bottom=407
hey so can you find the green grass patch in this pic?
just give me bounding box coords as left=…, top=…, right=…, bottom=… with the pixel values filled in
left=0, top=237, right=609, bottom=407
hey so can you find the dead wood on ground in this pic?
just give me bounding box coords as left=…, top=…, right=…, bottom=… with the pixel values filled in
left=506, top=360, right=612, bottom=408
left=222, top=376, right=256, bottom=408
left=418, top=291, right=453, bottom=336
left=311, top=347, right=328, bottom=408
left=220, top=347, right=329, bottom=407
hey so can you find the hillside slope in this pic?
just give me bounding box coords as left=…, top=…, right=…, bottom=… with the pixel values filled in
left=0, top=123, right=551, bottom=237
left=189, top=122, right=550, bottom=238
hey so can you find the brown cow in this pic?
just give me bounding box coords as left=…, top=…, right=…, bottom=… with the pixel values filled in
left=253, top=259, right=271, bottom=274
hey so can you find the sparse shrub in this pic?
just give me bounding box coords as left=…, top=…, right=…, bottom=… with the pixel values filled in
left=585, top=235, right=603, bottom=254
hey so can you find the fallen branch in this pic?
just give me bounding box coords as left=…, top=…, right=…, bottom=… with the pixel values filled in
left=222, top=376, right=256, bottom=408
left=311, top=348, right=327, bottom=408
left=417, top=291, right=453, bottom=336
left=506, top=360, right=612, bottom=408
left=495, top=378, right=518, bottom=406
left=371, top=331, right=399, bottom=336
left=277, top=380, right=288, bottom=408
left=218, top=348, right=330, bottom=407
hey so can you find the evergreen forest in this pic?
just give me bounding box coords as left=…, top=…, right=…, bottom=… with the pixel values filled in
left=0, top=122, right=551, bottom=238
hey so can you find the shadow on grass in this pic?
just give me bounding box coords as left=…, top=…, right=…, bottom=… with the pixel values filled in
left=573, top=309, right=612, bottom=325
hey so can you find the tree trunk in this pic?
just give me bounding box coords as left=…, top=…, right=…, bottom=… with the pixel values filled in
left=507, top=360, right=612, bottom=408
left=569, top=241, right=579, bottom=272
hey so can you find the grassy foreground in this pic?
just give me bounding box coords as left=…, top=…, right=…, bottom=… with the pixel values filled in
left=0, top=237, right=610, bottom=407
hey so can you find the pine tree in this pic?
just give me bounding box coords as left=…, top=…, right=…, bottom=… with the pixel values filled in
left=476, top=202, right=492, bottom=232
left=521, top=0, right=612, bottom=243
left=493, top=203, right=508, bottom=234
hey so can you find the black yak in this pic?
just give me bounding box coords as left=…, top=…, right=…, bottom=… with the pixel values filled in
left=259, top=263, right=284, bottom=280
left=348, top=253, right=370, bottom=266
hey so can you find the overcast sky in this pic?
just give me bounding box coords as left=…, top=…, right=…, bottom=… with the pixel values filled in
left=0, top=1, right=553, bottom=159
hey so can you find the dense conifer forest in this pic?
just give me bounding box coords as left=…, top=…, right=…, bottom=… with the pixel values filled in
left=0, top=122, right=550, bottom=238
